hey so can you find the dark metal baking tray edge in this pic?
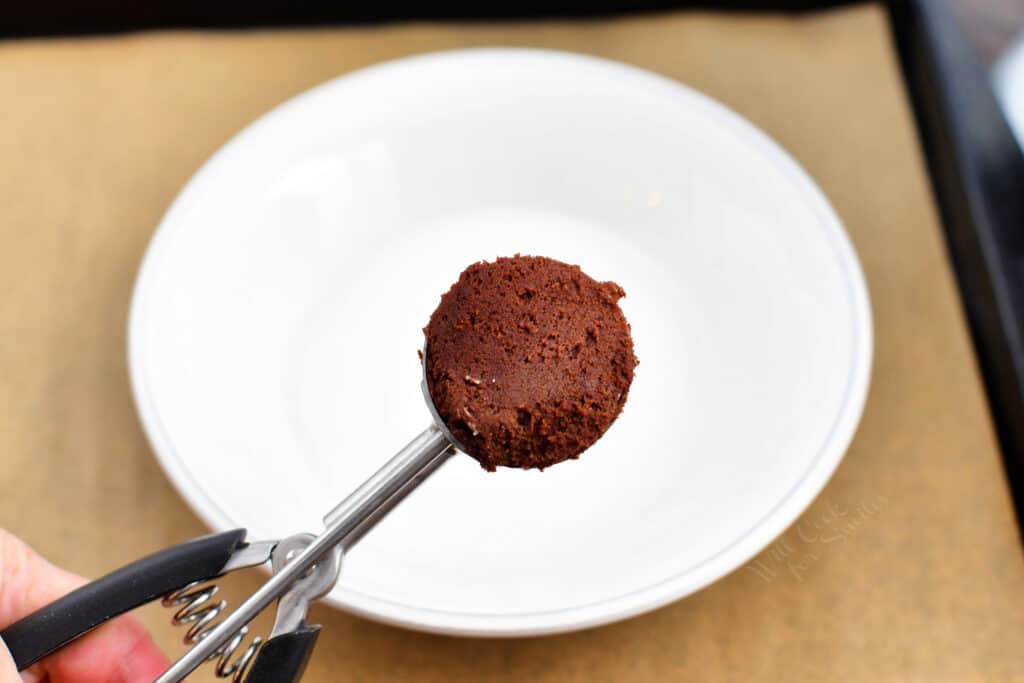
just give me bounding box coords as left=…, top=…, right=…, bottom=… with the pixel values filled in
left=888, top=0, right=1024, bottom=537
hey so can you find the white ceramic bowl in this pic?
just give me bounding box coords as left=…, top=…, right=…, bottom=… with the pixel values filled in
left=129, top=48, right=872, bottom=636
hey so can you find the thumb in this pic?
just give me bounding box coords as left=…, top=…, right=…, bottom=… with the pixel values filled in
left=0, top=636, right=24, bottom=683
left=0, top=530, right=170, bottom=682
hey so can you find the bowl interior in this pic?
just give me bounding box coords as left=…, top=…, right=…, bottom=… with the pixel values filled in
left=130, top=49, right=871, bottom=635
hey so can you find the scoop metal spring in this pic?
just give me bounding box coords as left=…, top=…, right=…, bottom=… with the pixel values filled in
left=162, top=581, right=262, bottom=683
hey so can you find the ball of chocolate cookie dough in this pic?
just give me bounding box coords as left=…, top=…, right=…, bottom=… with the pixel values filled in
left=424, top=255, right=637, bottom=471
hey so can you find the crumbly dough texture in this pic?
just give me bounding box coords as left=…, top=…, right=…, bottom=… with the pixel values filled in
left=424, top=255, right=637, bottom=470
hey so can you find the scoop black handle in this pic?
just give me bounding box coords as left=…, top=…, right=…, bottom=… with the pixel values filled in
left=0, top=528, right=247, bottom=670
left=243, top=626, right=320, bottom=683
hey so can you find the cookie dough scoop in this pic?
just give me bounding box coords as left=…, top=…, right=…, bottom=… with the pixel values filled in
left=150, top=255, right=635, bottom=680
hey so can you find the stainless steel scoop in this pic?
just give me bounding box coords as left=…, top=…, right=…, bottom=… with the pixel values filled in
left=156, top=344, right=465, bottom=682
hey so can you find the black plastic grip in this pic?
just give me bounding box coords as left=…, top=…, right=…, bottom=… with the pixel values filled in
left=0, top=528, right=247, bottom=670
left=244, top=626, right=321, bottom=683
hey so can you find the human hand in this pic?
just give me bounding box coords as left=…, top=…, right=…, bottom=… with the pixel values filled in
left=0, top=529, right=170, bottom=683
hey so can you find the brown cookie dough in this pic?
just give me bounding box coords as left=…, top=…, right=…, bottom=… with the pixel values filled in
left=424, top=255, right=637, bottom=471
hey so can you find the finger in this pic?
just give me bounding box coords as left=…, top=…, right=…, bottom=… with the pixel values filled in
left=0, top=529, right=81, bottom=624
left=0, top=637, right=26, bottom=683
left=4, top=619, right=168, bottom=683
left=44, top=614, right=169, bottom=683
left=0, top=530, right=169, bottom=683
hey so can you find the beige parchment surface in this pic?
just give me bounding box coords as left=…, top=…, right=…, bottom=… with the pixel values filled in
left=2, top=4, right=1023, bottom=681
